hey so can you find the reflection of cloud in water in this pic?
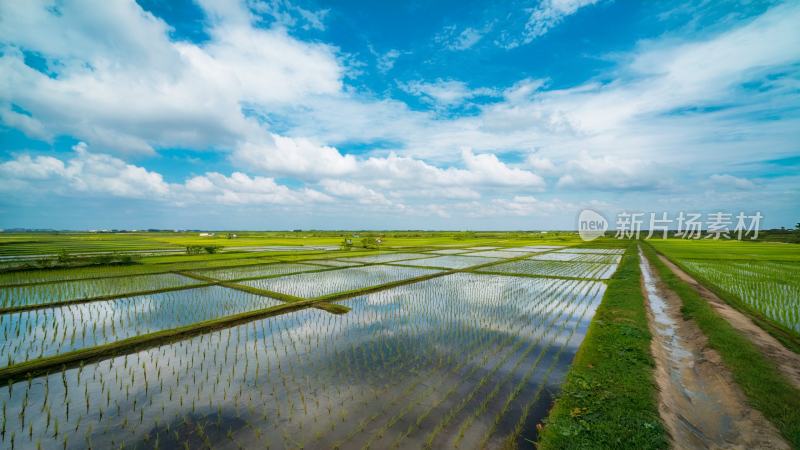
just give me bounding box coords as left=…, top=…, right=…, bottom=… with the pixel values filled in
left=2, top=272, right=606, bottom=450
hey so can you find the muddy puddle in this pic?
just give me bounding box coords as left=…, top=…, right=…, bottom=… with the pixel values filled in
left=639, top=247, right=788, bottom=450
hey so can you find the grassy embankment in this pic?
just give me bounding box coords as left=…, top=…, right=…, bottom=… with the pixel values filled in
left=538, top=241, right=668, bottom=449
left=641, top=242, right=800, bottom=447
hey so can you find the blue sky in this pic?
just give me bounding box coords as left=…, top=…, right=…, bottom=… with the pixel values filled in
left=1, top=0, right=798, bottom=230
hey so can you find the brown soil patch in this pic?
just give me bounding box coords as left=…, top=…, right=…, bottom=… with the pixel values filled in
left=640, top=249, right=789, bottom=449
left=658, top=254, right=800, bottom=390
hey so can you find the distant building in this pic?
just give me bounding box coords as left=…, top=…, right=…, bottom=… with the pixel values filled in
left=199, top=232, right=216, bottom=237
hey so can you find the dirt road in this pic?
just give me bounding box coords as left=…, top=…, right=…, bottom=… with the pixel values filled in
left=640, top=248, right=789, bottom=449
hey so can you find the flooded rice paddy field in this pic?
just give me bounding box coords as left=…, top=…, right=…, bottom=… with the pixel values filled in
left=0, top=273, right=203, bottom=308
left=336, top=252, right=432, bottom=264
left=189, top=263, right=325, bottom=281
left=478, top=259, right=619, bottom=280
left=240, top=265, right=443, bottom=299
left=679, top=260, right=800, bottom=333
left=0, top=286, right=284, bottom=366
left=391, top=255, right=501, bottom=269
left=0, top=246, right=623, bottom=449
left=461, top=250, right=534, bottom=259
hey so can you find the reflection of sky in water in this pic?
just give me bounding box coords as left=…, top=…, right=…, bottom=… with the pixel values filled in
left=301, top=259, right=364, bottom=267
left=461, top=250, right=529, bottom=258
left=479, top=259, right=620, bottom=280
left=240, top=265, right=441, bottom=298
left=531, top=253, right=621, bottom=264
left=391, top=255, right=500, bottom=269
left=555, top=248, right=625, bottom=255
left=0, top=285, right=282, bottom=364
left=2, top=273, right=604, bottom=450
left=190, top=262, right=322, bottom=280
left=427, top=249, right=471, bottom=255
left=338, top=252, right=432, bottom=263
left=504, top=246, right=566, bottom=252
left=0, top=273, right=201, bottom=307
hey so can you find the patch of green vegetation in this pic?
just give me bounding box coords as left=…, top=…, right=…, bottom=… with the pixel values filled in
left=0, top=251, right=140, bottom=273
left=641, top=243, right=800, bottom=447
left=537, top=242, right=668, bottom=450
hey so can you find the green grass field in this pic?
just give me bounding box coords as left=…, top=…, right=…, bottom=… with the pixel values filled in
left=0, top=231, right=583, bottom=258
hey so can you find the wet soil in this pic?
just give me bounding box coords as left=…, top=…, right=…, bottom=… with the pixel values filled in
left=658, top=254, right=800, bottom=390
left=639, top=248, right=789, bottom=450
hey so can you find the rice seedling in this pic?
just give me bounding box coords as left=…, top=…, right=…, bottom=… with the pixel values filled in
left=0, top=258, right=279, bottom=287
left=425, top=249, right=472, bottom=255
left=461, top=250, right=530, bottom=258
left=187, top=263, right=324, bottom=281
left=236, top=265, right=442, bottom=299
left=678, top=260, right=800, bottom=333
left=296, top=259, right=364, bottom=267
left=531, top=252, right=621, bottom=264
left=0, top=286, right=283, bottom=367
left=335, top=253, right=432, bottom=264
left=389, top=255, right=500, bottom=269
left=554, top=248, right=625, bottom=255
left=0, top=268, right=606, bottom=449
left=0, top=274, right=202, bottom=309
left=477, top=259, right=620, bottom=280
left=501, top=246, right=566, bottom=253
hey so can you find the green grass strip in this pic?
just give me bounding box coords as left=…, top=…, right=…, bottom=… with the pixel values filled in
left=641, top=243, right=800, bottom=446
left=537, top=242, right=668, bottom=450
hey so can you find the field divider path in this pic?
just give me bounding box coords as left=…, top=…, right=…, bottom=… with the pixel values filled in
left=0, top=245, right=577, bottom=384
left=639, top=245, right=791, bottom=449
left=536, top=243, right=669, bottom=450
left=641, top=243, right=800, bottom=447
left=653, top=252, right=800, bottom=389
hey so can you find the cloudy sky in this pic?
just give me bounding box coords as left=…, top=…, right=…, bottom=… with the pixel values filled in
left=1, top=0, right=798, bottom=230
